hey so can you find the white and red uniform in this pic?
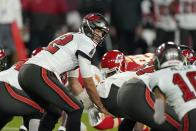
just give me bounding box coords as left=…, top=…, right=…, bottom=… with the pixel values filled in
left=68, top=53, right=154, bottom=130
left=0, top=59, right=44, bottom=130
left=88, top=53, right=154, bottom=131
left=97, top=71, right=149, bottom=98
left=95, top=69, right=179, bottom=130
left=18, top=32, right=98, bottom=131
left=26, top=32, right=96, bottom=77
left=0, top=59, right=43, bottom=112
left=68, top=65, right=124, bottom=130
left=88, top=53, right=180, bottom=131
left=0, top=63, right=22, bottom=90
left=149, top=65, right=196, bottom=120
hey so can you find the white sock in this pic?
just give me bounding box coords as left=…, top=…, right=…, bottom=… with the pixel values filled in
left=19, top=125, right=27, bottom=131
left=81, top=122, right=87, bottom=131
left=58, top=126, right=66, bottom=131
left=29, top=119, right=40, bottom=131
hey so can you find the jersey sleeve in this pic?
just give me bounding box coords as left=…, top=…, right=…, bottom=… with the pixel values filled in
left=76, top=38, right=96, bottom=61
left=78, top=55, right=93, bottom=78
left=149, top=72, right=159, bottom=91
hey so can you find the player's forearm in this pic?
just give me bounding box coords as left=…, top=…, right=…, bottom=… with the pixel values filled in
left=83, top=78, right=112, bottom=116
left=68, top=77, right=83, bottom=96
left=153, top=98, right=165, bottom=124
left=85, top=82, right=104, bottom=109
left=153, top=88, right=166, bottom=124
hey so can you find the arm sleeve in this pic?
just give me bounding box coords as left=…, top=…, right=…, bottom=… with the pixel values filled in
left=76, top=37, right=96, bottom=61
left=153, top=98, right=165, bottom=124
left=78, top=55, right=93, bottom=78
left=149, top=73, right=159, bottom=91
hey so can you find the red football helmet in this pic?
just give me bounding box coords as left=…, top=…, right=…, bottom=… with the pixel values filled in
left=100, top=50, right=125, bottom=77
left=0, top=49, right=7, bottom=71
left=31, top=47, right=44, bottom=57
left=180, top=45, right=196, bottom=64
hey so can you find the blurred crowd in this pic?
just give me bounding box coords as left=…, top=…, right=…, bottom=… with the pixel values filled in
left=1, top=0, right=196, bottom=67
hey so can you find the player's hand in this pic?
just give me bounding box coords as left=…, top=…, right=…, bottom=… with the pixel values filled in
left=99, top=106, right=114, bottom=117
left=153, top=113, right=165, bottom=124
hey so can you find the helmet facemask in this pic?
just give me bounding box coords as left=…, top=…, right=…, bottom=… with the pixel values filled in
left=101, top=65, right=123, bottom=78
left=80, top=13, right=109, bottom=45
left=100, top=50, right=125, bottom=78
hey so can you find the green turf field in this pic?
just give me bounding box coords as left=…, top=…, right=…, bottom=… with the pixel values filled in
left=2, top=113, right=118, bottom=131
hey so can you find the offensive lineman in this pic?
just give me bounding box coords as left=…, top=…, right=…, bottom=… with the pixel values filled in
left=0, top=49, right=43, bottom=130
left=98, top=51, right=180, bottom=131
left=149, top=42, right=196, bottom=131
left=74, top=50, right=179, bottom=131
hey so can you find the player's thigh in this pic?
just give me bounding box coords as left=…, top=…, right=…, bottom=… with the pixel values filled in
left=0, top=82, right=40, bottom=115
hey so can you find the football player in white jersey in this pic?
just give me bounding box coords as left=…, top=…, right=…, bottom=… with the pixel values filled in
left=100, top=50, right=179, bottom=131
left=149, top=42, right=196, bottom=131
left=74, top=50, right=179, bottom=131
left=0, top=49, right=44, bottom=130
left=18, top=13, right=111, bottom=131
left=57, top=64, right=102, bottom=131
left=68, top=50, right=126, bottom=130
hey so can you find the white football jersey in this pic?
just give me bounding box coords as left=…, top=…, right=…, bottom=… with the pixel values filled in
left=149, top=65, right=196, bottom=120
left=96, top=71, right=151, bottom=98
left=26, top=32, right=96, bottom=75
left=0, top=65, right=22, bottom=90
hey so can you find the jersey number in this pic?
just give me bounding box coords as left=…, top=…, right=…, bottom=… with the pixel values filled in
left=173, top=71, right=196, bottom=101
left=45, top=34, right=73, bottom=54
